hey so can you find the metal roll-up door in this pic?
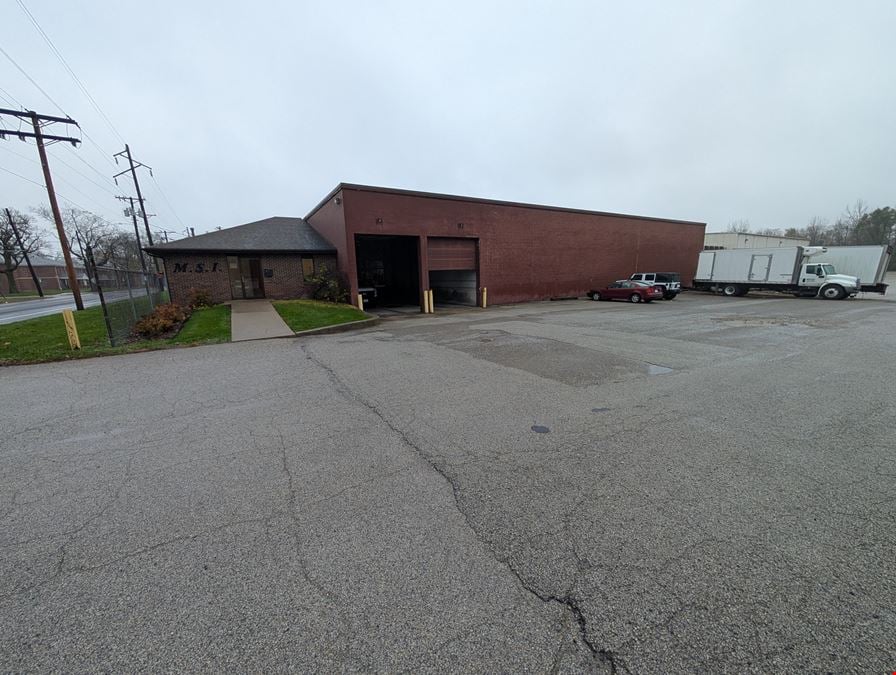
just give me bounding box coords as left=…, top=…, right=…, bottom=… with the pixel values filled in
left=428, top=237, right=477, bottom=271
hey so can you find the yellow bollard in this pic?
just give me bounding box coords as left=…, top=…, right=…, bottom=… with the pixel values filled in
left=430, top=290, right=435, bottom=313
left=357, top=293, right=364, bottom=310
left=481, top=287, right=487, bottom=308
left=424, top=289, right=433, bottom=313
left=62, top=309, right=81, bottom=350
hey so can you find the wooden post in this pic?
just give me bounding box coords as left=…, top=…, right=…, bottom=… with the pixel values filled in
left=61, top=309, right=81, bottom=349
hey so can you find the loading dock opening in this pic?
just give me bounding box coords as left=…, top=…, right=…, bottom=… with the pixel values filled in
left=355, top=235, right=420, bottom=307
left=428, top=237, right=478, bottom=307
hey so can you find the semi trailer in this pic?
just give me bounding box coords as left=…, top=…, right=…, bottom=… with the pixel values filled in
left=693, top=246, right=861, bottom=299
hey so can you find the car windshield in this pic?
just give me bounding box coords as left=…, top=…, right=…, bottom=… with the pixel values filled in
left=820, top=264, right=836, bottom=275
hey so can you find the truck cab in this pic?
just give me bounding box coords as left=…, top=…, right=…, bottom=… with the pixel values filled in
left=798, top=263, right=861, bottom=299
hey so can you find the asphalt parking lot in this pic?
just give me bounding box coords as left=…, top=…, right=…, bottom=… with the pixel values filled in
left=1, top=289, right=894, bottom=672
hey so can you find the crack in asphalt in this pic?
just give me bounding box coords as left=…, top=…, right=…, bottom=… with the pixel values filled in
left=301, top=344, right=620, bottom=672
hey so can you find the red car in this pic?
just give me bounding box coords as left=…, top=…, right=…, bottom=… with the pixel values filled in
left=587, top=280, right=664, bottom=303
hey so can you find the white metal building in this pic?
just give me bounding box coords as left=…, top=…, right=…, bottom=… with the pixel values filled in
left=704, top=232, right=809, bottom=250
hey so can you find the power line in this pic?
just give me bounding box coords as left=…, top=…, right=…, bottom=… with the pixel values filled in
left=0, top=140, right=40, bottom=165
left=8, top=2, right=120, bottom=169
left=80, top=131, right=117, bottom=168
left=0, top=155, right=123, bottom=228
left=0, top=39, right=113, bottom=172
left=2, top=13, right=184, bottom=237
left=2, top=140, right=117, bottom=199
left=0, top=44, right=69, bottom=117
left=48, top=148, right=119, bottom=197
left=0, top=85, right=24, bottom=109
left=0, top=164, right=44, bottom=188
left=16, top=0, right=126, bottom=145
left=63, top=144, right=119, bottom=184
left=149, top=174, right=187, bottom=230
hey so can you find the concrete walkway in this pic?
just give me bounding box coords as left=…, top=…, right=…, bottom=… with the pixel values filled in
left=230, top=299, right=295, bottom=341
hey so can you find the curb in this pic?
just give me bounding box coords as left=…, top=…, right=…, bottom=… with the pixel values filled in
left=291, top=314, right=380, bottom=338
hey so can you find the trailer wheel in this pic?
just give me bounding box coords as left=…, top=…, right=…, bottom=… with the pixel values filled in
left=629, top=293, right=642, bottom=303
left=821, top=284, right=845, bottom=300
left=722, top=284, right=739, bottom=297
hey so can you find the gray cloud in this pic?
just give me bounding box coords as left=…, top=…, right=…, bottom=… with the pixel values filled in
left=1, top=0, right=894, bottom=239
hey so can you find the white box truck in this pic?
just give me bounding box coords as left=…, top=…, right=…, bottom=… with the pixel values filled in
left=693, top=246, right=861, bottom=299
left=813, top=245, right=891, bottom=294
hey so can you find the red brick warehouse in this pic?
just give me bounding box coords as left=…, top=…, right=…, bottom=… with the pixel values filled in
left=147, top=184, right=706, bottom=309
left=306, top=184, right=706, bottom=308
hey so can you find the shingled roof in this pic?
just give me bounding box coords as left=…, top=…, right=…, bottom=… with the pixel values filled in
left=145, top=217, right=335, bottom=254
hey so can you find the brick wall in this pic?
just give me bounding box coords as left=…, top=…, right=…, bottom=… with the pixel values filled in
left=161, top=253, right=338, bottom=304
left=162, top=254, right=231, bottom=304
left=0, top=265, right=74, bottom=293
left=257, top=254, right=337, bottom=300
left=327, top=188, right=706, bottom=306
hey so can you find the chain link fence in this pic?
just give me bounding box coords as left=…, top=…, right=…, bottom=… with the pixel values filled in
left=85, top=247, right=167, bottom=346
left=99, top=268, right=166, bottom=346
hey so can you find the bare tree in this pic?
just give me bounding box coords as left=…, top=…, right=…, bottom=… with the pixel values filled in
left=843, top=200, right=869, bottom=229
left=828, top=218, right=853, bottom=246
left=0, top=209, right=45, bottom=294
left=726, top=219, right=751, bottom=233
left=35, top=206, right=125, bottom=288
left=105, top=230, right=142, bottom=270
left=803, top=217, right=829, bottom=246
left=755, top=227, right=783, bottom=237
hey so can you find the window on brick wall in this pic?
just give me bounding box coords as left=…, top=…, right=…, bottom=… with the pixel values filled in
left=301, top=258, right=314, bottom=281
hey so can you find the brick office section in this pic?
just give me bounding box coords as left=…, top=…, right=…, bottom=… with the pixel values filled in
left=253, top=254, right=337, bottom=300
left=164, top=255, right=230, bottom=304
left=163, top=253, right=337, bottom=304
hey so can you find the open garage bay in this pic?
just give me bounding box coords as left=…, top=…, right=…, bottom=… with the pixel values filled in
left=1, top=291, right=894, bottom=672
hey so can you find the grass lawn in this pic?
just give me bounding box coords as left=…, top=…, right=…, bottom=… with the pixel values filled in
left=0, top=304, right=231, bottom=366
left=272, top=299, right=367, bottom=332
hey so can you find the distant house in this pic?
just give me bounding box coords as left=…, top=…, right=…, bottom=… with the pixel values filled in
left=0, top=255, right=147, bottom=295
left=0, top=255, right=89, bottom=294
left=704, top=232, right=810, bottom=250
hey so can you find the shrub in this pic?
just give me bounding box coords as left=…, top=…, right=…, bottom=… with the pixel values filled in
left=134, top=303, right=192, bottom=338
left=307, top=266, right=350, bottom=303
left=186, top=288, right=213, bottom=308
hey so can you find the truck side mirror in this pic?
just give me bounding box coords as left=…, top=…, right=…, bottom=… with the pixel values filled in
left=816, top=270, right=824, bottom=277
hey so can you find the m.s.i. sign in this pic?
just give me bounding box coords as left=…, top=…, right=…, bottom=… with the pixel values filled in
left=172, top=262, right=221, bottom=273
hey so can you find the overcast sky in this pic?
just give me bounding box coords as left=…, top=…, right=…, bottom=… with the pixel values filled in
left=1, top=0, right=894, bottom=244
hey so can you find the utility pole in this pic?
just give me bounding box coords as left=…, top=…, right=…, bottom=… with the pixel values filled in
left=116, top=195, right=155, bottom=307
left=0, top=107, right=84, bottom=309
left=116, top=196, right=149, bottom=274
left=113, top=145, right=154, bottom=245
left=5, top=208, right=43, bottom=298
